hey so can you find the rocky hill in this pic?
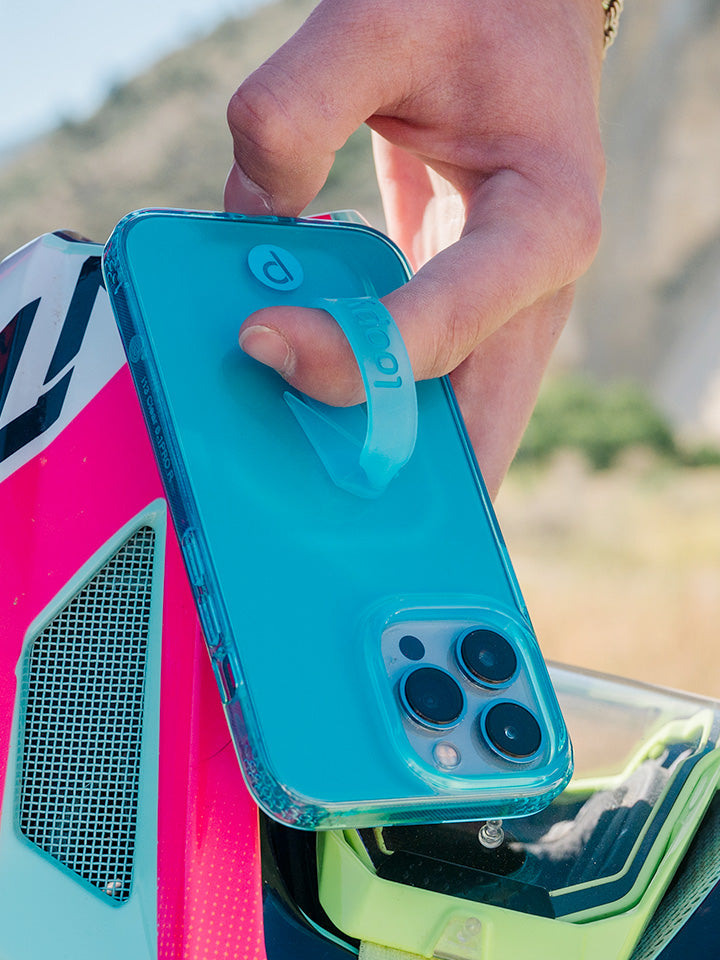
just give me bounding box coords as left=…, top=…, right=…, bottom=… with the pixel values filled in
left=574, top=0, right=720, bottom=438
left=0, top=0, right=381, bottom=256
left=1, top=0, right=719, bottom=438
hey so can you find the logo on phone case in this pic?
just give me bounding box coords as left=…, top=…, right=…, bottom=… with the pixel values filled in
left=248, top=245, right=303, bottom=291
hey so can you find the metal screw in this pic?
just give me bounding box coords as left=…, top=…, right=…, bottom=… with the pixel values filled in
left=478, top=819, right=504, bottom=849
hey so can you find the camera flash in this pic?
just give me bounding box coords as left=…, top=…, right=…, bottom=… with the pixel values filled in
left=433, top=741, right=461, bottom=769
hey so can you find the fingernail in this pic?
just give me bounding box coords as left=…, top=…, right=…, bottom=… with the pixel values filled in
left=238, top=325, right=295, bottom=376
left=225, top=162, right=274, bottom=215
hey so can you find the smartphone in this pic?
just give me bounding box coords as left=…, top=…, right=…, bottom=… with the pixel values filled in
left=102, top=208, right=572, bottom=829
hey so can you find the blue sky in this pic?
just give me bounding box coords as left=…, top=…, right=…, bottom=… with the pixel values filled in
left=1, top=0, right=268, bottom=153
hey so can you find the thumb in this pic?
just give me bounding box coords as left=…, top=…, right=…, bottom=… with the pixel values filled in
left=238, top=305, right=369, bottom=406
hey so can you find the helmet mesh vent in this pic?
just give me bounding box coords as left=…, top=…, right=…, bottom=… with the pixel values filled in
left=18, top=526, right=155, bottom=903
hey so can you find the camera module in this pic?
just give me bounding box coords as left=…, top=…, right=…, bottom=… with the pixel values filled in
left=481, top=701, right=542, bottom=760
left=400, top=666, right=465, bottom=728
left=457, top=628, right=517, bottom=686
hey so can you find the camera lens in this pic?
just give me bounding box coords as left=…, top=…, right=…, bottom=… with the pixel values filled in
left=458, top=629, right=517, bottom=686
left=400, top=666, right=465, bottom=728
left=482, top=701, right=542, bottom=760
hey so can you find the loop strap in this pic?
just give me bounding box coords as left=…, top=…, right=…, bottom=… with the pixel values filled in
left=284, top=296, right=417, bottom=498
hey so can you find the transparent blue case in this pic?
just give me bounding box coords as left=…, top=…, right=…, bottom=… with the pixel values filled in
left=102, top=209, right=572, bottom=829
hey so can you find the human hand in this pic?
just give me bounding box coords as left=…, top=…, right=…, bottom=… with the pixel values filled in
left=225, top=0, right=606, bottom=498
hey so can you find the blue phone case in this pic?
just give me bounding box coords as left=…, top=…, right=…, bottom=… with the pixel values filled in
left=102, top=209, right=572, bottom=829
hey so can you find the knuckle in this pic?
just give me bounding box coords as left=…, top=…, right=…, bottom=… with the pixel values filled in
left=571, top=190, right=603, bottom=273
left=522, top=142, right=606, bottom=286
left=227, top=75, right=301, bottom=167
left=421, top=305, right=465, bottom=380
left=551, top=176, right=604, bottom=282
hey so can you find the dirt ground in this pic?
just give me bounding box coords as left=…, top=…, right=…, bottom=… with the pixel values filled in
left=495, top=454, right=720, bottom=699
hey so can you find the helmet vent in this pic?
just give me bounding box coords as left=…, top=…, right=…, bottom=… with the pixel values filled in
left=17, top=526, right=155, bottom=903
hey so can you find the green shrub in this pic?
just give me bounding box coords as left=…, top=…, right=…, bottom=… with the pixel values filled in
left=516, top=375, right=678, bottom=469
left=681, top=444, right=720, bottom=467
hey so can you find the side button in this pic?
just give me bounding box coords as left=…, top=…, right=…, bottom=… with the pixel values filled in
left=212, top=654, right=237, bottom=704
left=200, top=593, right=223, bottom=649
left=181, top=528, right=205, bottom=589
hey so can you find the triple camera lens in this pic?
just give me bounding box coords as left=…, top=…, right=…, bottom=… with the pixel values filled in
left=482, top=701, right=542, bottom=760
left=397, top=628, right=543, bottom=762
left=457, top=628, right=517, bottom=686
left=400, top=666, right=465, bottom=728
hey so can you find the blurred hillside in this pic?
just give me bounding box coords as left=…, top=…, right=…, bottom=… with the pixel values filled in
left=574, top=0, right=720, bottom=439
left=0, top=0, right=382, bottom=257
left=1, top=0, right=720, bottom=440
